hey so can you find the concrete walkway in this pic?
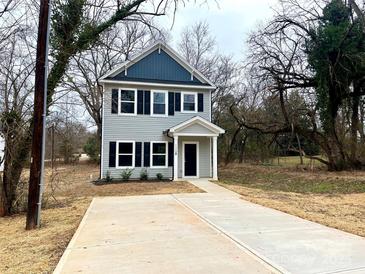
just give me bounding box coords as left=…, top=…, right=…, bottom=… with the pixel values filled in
left=54, top=179, right=365, bottom=274
left=177, top=179, right=365, bottom=274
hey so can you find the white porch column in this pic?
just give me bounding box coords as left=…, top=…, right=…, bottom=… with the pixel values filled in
left=173, top=136, right=179, bottom=181
left=212, top=136, right=218, bottom=180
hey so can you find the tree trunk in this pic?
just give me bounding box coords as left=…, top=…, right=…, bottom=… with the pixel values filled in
left=224, top=126, right=241, bottom=165
left=238, top=135, right=248, bottom=164
left=360, top=98, right=365, bottom=143
left=0, top=175, right=9, bottom=216
left=0, top=134, right=31, bottom=216
left=295, top=133, right=304, bottom=165
left=350, top=83, right=361, bottom=167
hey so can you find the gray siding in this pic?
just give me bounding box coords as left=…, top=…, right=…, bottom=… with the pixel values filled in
left=178, top=123, right=215, bottom=135
left=102, top=83, right=212, bottom=179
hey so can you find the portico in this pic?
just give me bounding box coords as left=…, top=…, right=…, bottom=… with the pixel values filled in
left=166, top=116, right=225, bottom=181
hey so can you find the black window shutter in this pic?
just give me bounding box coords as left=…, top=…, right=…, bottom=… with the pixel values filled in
left=168, top=92, right=175, bottom=116
left=143, top=142, right=150, bottom=167
left=168, top=142, right=174, bottom=166
left=111, top=89, right=118, bottom=114
left=144, top=90, right=150, bottom=115
left=198, top=93, right=204, bottom=112
left=135, top=142, right=142, bottom=167
left=109, top=142, right=116, bottom=167
left=175, top=92, right=181, bottom=111
left=137, top=90, right=144, bottom=114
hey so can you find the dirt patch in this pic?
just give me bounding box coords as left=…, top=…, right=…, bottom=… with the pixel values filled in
left=219, top=163, right=365, bottom=237
left=0, top=164, right=202, bottom=274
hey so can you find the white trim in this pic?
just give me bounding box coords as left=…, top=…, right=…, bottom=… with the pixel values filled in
left=151, top=90, right=168, bottom=117
left=169, top=116, right=225, bottom=135
left=212, top=136, right=218, bottom=180
left=209, top=137, right=212, bottom=177
left=99, top=42, right=216, bottom=88
left=173, top=136, right=179, bottom=181
left=182, top=141, right=199, bottom=179
left=99, top=79, right=214, bottom=90
left=181, top=91, right=197, bottom=113
left=209, top=90, right=212, bottom=122
left=116, top=140, right=135, bottom=169
left=100, top=83, right=105, bottom=178
left=150, top=141, right=168, bottom=168
left=99, top=43, right=157, bottom=80
left=118, top=89, right=137, bottom=116
left=174, top=133, right=219, bottom=137
left=162, top=43, right=216, bottom=87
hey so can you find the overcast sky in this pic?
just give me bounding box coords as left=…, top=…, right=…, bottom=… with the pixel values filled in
left=157, top=0, right=278, bottom=60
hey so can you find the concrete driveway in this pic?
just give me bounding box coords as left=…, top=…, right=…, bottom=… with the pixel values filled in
left=54, top=195, right=275, bottom=274
left=54, top=179, right=365, bottom=274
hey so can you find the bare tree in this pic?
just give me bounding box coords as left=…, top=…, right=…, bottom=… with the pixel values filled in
left=232, top=0, right=365, bottom=170
left=0, top=17, right=36, bottom=216
left=63, top=22, right=163, bottom=140
left=178, top=21, right=238, bottom=122
left=178, top=21, right=242, bottom=163
left=0, top=0, right=186, bottom=217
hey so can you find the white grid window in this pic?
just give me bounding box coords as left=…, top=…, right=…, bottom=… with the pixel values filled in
left=181, top=92, right=197, bottom=113
left=120, top=89, right=137, bottom=115
left=151, top=141, right=168, bottom=168
left=151, top=90, right=168, bottom=116
left=117, top=141, right=135, bottom=168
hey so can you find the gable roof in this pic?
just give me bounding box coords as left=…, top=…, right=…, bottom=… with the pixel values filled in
left=99, top=42, right=215, bottom=89
left=168, top=116, right=225, bottom=136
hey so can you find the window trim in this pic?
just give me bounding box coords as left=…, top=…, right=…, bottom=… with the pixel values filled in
left=151, top=90, right=168, bottom=117
left=181, top=91, right=197, bottom=113
left=116, top=140, right=135, bottom=169
left=150, top=141, right=168, bottom=168
left=182, top=141, right=200, bottom=178
left=118, top=89, right=137, bottom=116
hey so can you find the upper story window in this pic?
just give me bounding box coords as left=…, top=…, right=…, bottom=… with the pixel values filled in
left=151, top=90, right=168, bottom=116
left=181, top=92, right=197, bottom=113
left=120, top=89, right=137, bottom=115
left=117, top=141, right=135, bottom=168
left=151, top=141, right=168, bottom=168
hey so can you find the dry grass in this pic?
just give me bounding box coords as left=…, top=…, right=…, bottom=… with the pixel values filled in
left=219, top=162, right=365, bottom=237
left=0, top=164, right=202, bottom=274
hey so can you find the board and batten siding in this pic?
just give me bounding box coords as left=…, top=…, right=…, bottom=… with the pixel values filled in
left=111, top=48, right=204, bottom=85
left=102, top=83, right=212, bottom=180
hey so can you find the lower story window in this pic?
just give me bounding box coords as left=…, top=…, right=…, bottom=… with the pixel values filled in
left=117, top=141, right=135, bottom=168
left=151, top=142, right=167, bottom=167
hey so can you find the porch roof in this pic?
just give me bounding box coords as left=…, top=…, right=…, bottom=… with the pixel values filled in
left=166, top=116, right=225, bottom=137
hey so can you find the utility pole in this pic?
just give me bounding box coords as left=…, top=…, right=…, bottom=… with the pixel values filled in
left=26, top=0, right=51, bottom=230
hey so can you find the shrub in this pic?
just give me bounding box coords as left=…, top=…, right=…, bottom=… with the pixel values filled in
left=156, top=173, right=163, bottom=180
left=121, top=169, right=134, bottom=181
left=83, top=135, right=100, bottom=163
left=105, top=171, right=112, bottom=182
left=140, top=168, right=148, bottom=180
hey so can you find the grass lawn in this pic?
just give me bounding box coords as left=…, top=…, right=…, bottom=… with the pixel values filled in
left=0, top=164, right=202, bottom=274
left=219, top=160, right=365, bottom=237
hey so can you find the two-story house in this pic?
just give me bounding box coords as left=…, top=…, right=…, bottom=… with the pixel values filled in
left=99, top=42, right=225, bottom=181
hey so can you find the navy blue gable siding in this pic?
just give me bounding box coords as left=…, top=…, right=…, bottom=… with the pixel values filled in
left=109, top=49, right=208, bottom=86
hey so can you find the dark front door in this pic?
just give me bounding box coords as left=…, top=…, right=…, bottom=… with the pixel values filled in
left=184, top=143, right=197, bottom=177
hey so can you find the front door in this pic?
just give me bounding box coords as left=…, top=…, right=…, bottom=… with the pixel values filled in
left=184, top=143, right=198, bottom=177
